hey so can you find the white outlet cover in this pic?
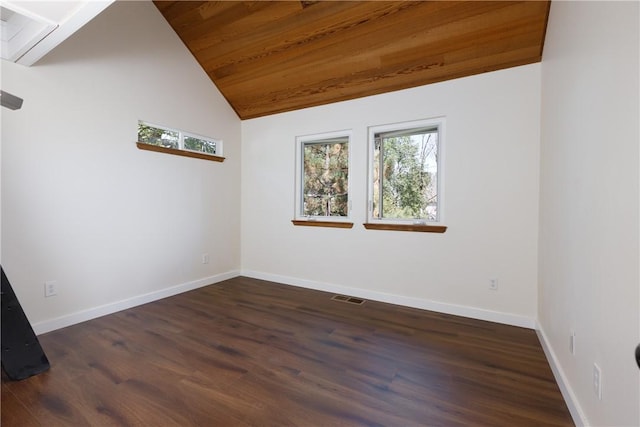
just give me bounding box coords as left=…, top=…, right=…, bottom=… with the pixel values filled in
left=593, top=363, right=602, bottom=400
left=44, top=280, right=57, bottom=297
left=569, top=332, right=576, bottom=355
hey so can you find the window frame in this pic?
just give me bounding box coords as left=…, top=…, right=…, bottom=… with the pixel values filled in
left=294, top=130, right=353, bottom=225
left=366, top=117, right=445, bottom=227
left=137, top=120, right=224, bottom=161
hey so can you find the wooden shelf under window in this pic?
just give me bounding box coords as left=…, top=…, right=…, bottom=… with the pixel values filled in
left=291, top=220, right=354, bottom=229
left=363, top=223, right=447, bottom=233
left=137, top=142, right=225, bottom=162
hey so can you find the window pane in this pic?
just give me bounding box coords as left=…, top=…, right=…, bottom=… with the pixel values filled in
left=373, top=130, right=438, bottom=220
left=184, top=136, right=216, bottom=154
left=302, top=140, right=349, bottom=217
left=138, top=123, right=179, bottom=149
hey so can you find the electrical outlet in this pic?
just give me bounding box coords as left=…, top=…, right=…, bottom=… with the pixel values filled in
left=202, top=253, right=210, bottom=264
left=593, top=363, right=602, bottom=400
left=489, top=278, right=498, bottom=290
left=44, top=281, right=57, bottom=297
left=569, top=332, right=576, bottom=355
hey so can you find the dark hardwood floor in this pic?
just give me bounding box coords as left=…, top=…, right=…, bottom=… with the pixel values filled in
left=2, top=276, right=573, bottom=426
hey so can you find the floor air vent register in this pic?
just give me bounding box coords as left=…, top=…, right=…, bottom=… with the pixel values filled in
left=331, top=295, right=366, bottom=305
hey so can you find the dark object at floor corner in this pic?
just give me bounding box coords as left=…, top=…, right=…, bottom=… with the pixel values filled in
left=1, top=266, right=50, bottom=380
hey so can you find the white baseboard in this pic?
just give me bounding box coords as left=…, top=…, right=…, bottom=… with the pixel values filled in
left=240, top=270, right=536, bottom=329
left=32, top=270, right=240, bottom=335
left=34, top=269, right=535, bottom=334
left=536, top=322, right=587, bottom=427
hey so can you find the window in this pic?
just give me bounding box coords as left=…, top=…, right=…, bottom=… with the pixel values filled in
left=137, top=121, right=224, bottom=162
left=184, top=135, right=217, bottom=155
left=366, top=118, right=445, bottom=231
left=138, top=122, right=179, bottom=149
left=293, top=131, right=352, bottom=228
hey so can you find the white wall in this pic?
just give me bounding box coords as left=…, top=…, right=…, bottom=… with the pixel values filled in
left=241, top=64, right=541, bottom=327
left=539, top=2, right=640, bottom=426
left=1, top=1, right=241, bottom=333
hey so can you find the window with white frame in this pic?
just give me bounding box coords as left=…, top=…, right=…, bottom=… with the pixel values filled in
left=367, top=118, right=444, bottom=225
left=137, top=121, right=222, bottom=157
left=295, top=131, right=351, bottom=221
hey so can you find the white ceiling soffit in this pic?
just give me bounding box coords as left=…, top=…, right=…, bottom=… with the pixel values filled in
left=1, top=0, right=113, bottom=66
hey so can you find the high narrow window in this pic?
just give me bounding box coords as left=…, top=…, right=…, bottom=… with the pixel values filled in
left=367, top=118, right=444, bottom=227
left=294, top=131, right=352, bottom=227
left=137, top=121, right=223, bottom=161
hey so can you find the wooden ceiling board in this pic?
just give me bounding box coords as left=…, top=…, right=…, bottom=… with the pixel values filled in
left=195, top=2, right=404, bottom=70
left=210, top=3, right=451, bottom=83
left=213, top=2, right=542, bottom=89
left=154, top=1, right=550, bottom=119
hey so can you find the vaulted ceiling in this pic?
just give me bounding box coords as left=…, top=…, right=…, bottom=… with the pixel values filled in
left=154, top=1, right=550, bottom=120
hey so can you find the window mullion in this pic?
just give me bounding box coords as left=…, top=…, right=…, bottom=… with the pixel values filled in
left=378, top=138, right=384, bottom=219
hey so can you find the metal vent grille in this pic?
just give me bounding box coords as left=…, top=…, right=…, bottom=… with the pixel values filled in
left=331, top=295, right=366, bottom=305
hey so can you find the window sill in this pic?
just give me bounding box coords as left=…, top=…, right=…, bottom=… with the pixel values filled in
left=137, top=142, right=225, bottom=162
left=292, top=220, right=354, bottom=229
left=363, top=223, right=447, bottom=233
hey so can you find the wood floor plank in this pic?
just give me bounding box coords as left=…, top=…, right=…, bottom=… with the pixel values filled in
left=1, top=379, right=40, bottom=427
left=2, top=276, right=573, bottom=426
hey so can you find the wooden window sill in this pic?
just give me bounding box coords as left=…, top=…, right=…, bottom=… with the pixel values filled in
left=137, top=142, right=225, bottom=162
left=363, top=223, right=447, bottom=233
left=292, top=220, right=354, bottom=229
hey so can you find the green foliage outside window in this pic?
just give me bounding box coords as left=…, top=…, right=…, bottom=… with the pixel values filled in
left=303, top=140, right=349, bottom=217
left=184, top=136, right=216, bottom=154
left=138, top=123, right=179, bottom=149
left=373, top=130, right=438, bottom=221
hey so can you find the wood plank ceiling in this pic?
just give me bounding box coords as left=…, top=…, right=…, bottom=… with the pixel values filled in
left=154, top=1, right=550, bottom=120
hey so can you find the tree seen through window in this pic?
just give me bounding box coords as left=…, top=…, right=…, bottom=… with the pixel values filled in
left=373, top=128, right=439, bottom=221
left=302, top=139, right=349, bottom=217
